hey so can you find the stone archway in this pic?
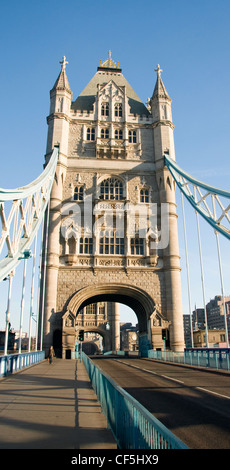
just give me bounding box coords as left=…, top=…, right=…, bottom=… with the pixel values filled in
left=64, top=283, right=157, bottom=356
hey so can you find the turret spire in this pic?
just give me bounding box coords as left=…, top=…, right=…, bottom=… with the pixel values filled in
left=152, top=64, right=170, bottom=101
left=51, top=56, right=72, bottom=94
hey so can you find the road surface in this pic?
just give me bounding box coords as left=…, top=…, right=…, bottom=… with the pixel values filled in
left=92, top=356, right=230, bottom=449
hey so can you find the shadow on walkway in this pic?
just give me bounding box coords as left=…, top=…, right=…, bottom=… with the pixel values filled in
left=0, top=358, right=117, bottom=449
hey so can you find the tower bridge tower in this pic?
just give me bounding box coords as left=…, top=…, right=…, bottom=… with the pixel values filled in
left=42, top=53, right=185, bottom=357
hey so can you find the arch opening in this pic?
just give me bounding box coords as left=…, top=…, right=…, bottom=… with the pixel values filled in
left=78, top=293, right=146, bottom=332
left=63, top=283, right=156, bottom=357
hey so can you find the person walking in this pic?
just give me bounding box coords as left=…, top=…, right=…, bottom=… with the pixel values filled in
left=48, top=346, right=54, bottom=364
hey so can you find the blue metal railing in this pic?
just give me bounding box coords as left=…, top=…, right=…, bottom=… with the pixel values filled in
left=148, top=348, right=230, bottom=371
left=0, top=351, right=45, bottom=377
left=82, top=352, right=188, bottom=449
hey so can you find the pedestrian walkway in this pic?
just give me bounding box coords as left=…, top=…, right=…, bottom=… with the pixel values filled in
left=0, top=357, right=117, bottom=449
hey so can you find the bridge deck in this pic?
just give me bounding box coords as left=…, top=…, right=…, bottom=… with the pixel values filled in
left=0, top=358, right=117, bottom=449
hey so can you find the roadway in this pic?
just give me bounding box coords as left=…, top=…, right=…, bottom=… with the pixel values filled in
left=91, top=356, right=230, bottom=449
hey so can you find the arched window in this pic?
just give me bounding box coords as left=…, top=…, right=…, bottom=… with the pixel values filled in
left=74, top=186, right=84, bottom=201
left=101, top=128, right=109, bottom=139
left=115, top=129, right=123, bottom=140
left=128, top=130, right=137, bottom=143
left=115, top=103, right=122, bottom=117
left=99, top=177, right=123, bottom=200
left=101, top=102, right=109, bottom=116
left=140, top=188, right=149, bottom=203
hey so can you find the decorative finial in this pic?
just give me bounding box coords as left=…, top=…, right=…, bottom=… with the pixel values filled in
left=60, top=56, right=68, bottom=71
left=99, top=51, right=120, bottom=69
left=108, top=50, right=112, bottom=67
left=155, top=64, right=163, bottom=78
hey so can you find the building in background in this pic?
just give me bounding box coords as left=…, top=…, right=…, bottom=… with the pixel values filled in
left=183, top=295, right=230, bottom=348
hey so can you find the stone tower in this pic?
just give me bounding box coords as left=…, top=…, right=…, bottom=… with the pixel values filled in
left=42, top=53, right=185, bottom=357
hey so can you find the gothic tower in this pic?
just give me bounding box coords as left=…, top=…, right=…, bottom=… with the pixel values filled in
left=42, top=53, right=185, bottom=357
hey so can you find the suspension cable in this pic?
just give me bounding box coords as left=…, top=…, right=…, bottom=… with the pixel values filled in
left=212, top=194, right=229, bottom=347
left=181, top=192, right=194, bottom=347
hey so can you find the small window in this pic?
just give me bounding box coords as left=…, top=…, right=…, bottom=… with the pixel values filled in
left=87, top=128, right=95, bottom=141
left=128, top=130, right=137, bottom=143
left=140, top=188, right=149, bottom=203
left=74, top=186, right=84, bottom=201
left=101, top=128, right=109, bottom=139
left=101, top=103, right=109, bottom=116
left=130, top=237, right=144, bottom=255
left=79, top=237, right=93, bottom=254
left=115, top=129, right=123, bottom=140
left=115, top=103, right=122, bottom=117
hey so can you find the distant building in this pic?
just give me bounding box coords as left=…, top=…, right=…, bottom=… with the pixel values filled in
left=183, top=308, right=205, bottom=347
left=0, top=330, right=15, bottom=351
left=193, top=329, right=227, bottom=348
left=120, top=323, right=139, bottom=351
left=183, top=295, right=230, bottom=348
left=206, top=295, right=230, bottom=332
left=183, top=315, right=193, bottom=348
left=192, top=308, right=206, bottom=330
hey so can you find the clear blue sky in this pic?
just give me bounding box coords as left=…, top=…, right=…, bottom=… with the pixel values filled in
left=0, top=0, right=229, bottom=331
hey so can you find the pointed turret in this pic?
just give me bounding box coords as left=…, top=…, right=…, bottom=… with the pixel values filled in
left=46, top=56, right=72, bottom=157
left=51, top=56, right=72, bottom=94
left=151, top=64, right=175, bottom=163
left=152, top=64, right=171, bottom=101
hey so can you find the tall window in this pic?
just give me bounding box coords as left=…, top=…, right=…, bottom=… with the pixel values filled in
left=115, top=129, right=123, bottom=140
left=101, top=103, right=109, bottom=116
left=87, top=128, right=95, bottom=141
left=98, top=304, right=105, bottom=317
left=130, top=237, right=144, bottom=255
left=128, top=130, right=137, bottom=143
left=99, top=177, right=123, bottom=200
left=101, top=128, right=109, bottom=139
left=140, top=188, right=149, bottom=203
left=99, top=230, right=124, bottom=255
left=74, top=186, right=84, bottom=201
left=79, top=237, right=93, bottom=254
left=115, top=103, right=122, bottom=117
left=85, top=303, right=97, bottom=315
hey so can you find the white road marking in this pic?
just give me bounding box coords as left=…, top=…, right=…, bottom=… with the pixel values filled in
left=114, top=359, right=230, bottom=399
left=161, top=375, right=184, bottom=384
left=196, top=387, right=230, bottom=400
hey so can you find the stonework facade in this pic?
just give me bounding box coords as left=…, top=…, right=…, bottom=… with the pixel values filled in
left=42, top=53, right=185, bottom=357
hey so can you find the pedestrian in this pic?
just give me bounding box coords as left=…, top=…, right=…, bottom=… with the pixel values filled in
left=48, top=346, right=54, bottom=364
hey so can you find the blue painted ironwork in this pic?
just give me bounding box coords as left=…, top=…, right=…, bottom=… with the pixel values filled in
left=0, top=350, right=45, bottom=377
left=0, top=147, right=58, bottom=282
left=82, top=352, right=188, bottom=449
left=148, top=348, right=230, bottom=371
left=164, top=155, right=230, bottom=239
